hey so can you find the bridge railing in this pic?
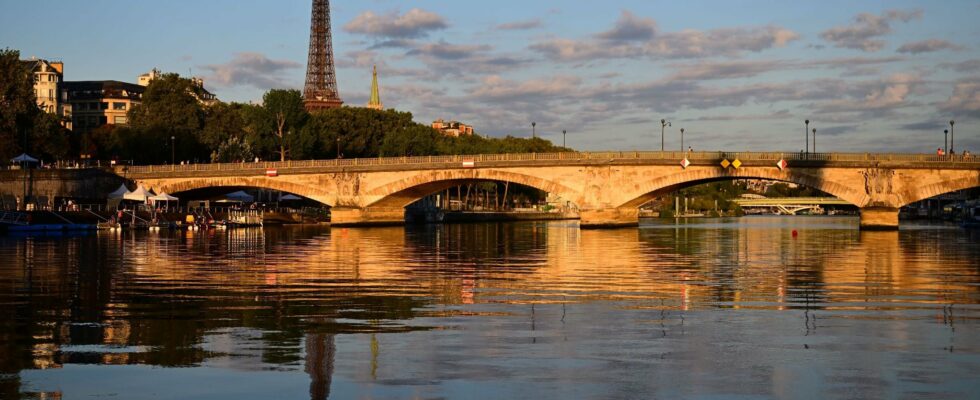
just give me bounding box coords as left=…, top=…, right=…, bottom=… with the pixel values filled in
left=116, top=151, right=979, bottom=174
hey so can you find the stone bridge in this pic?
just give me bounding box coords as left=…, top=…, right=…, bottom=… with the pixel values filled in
left=118, top=151, right=980, bottom=230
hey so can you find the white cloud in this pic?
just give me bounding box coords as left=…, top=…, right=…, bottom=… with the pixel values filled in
left=344, top=9, right=447, bottom=39
left=896, top=39, right=964, bottom=54
left=203, top=52, right=301, bottom=89
left=820, top=9, right=922, bottom=52
left=496, top=19, right=542, bottom=31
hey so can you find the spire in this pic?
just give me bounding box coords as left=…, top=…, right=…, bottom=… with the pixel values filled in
left=367, top=65, right=383, bottom=110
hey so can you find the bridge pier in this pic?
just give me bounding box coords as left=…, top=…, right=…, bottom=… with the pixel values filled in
left=330, top=207, right=405, bottom=227
left=859, top=207, right=899, bottom=231
left=579, top=208, right=639, bottom=229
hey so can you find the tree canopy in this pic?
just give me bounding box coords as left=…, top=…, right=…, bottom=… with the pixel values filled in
left=0, top=48, right=70, bottom=161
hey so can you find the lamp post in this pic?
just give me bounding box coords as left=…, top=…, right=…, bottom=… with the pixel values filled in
left=562, top=129, right=567, bottom=148
left=21, top=127, right=28, bottom=211
left=804, top=119, right=810, bottom=154
left=949, top=120, right=955, bottom=154
left=812, top=128, right=816, bottom=153
left=944, top=129, right=949, bottom=155
left=660, top=119, right=671, bottom=151
left=531, top=122, right=536, bottom=139
left=170, top=135, right=175, bottom=165
left=336, top=136, right=341, bottom=159
left=680, top=128, right=685, bottom=152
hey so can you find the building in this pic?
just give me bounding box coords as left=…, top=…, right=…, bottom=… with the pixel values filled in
left=432, top=119, right=474, bottom=137
left=62, top=80, right=145, bottom=133
left=22, top=58, right=72, bottom=129
left=366, top=65, right=383, bottom=110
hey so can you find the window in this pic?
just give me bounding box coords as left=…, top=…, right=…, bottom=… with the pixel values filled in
left=101, top=102, right=109, bottom=110
left=113, top=102, right=126, bottom=110
left=48, top=89, right=54, bottom=99
left=113, top=116, right=127, bottom=125
left=48, top=74, right=55, bottom=82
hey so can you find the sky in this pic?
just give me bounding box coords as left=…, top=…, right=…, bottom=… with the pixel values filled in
left=2, top=0, right=979, bottom=153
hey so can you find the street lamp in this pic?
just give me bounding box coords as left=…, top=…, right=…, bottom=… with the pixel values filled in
left=336, top=136, right=341, bottom=159
left=944, top=129, right=949, bottom=155
left=812, top=128, right=817, bottom=153
left=170, top=135, right=175, bottom=165
left=949, top=120, right=955, bottom=154
left=660, top=119, right=671, bottom=151
left=804, top=119, right=810, bottom=154
left=531, top=122, right=536, bottom=139
left=562, top=129, right=567, bottom=148
left=680, top=128, right=685, bottom=152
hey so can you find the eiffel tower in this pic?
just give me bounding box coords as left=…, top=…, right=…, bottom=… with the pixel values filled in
left=303, top=0, right=343, bottom=111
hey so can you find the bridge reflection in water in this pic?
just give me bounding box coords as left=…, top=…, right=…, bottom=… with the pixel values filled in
left=2, top=218, right=979, bottom=398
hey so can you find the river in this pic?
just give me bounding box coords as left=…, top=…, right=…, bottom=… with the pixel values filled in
left=1, top=216, right=978, bottom=399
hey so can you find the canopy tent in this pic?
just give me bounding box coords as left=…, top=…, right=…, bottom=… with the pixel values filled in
left=221, top=190, right=255, bottom=203
left=149, top=192, right=179, bottom=203
left=107, top=184, right=131, bottom=200
left=279, top=194, right=302, bottom=201
left=10, top=153, right=39, bottom=164
left=123, top=185, right=154, bottom=202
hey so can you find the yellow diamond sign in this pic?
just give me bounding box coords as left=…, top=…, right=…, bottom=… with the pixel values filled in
left=732, top=159, right=742, bottom=169
left=720, top=159, right=731, bottom=168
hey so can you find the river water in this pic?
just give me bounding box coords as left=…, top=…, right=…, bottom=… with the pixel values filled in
left=1, top=216, right=978, bottom=399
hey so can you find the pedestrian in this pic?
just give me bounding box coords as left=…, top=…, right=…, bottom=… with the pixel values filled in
left=937, top=147, right=944, bottom=156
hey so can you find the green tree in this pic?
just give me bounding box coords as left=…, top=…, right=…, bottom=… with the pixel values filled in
left=0, top=48, right=69, bottom=161
left=262, top=89, right=308, bottom=161
left=129, top=73, right=204, bottom=132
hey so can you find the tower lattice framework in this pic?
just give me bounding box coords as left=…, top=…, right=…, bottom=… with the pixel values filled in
left=303, top=0, right=343, bottom=111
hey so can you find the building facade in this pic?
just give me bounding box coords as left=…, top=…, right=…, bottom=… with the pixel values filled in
left=22, top=58, right=72, bottom=129
left=63, top=81, right=145, bottom=133
left=432, top=119, right=474, bottom=137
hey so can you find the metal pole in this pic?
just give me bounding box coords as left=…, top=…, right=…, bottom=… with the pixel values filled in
left=680, top=128, right=685, bottom=152
left=950, top=120, right=955, bottom=154
left=336, top=136, right=341, bottom=158
left=22, top=128, right=28, bottom=211
left=562, top=129, right=566, bottom=148
left=532, top=122, right=536, bottom=139
left=804, top=120, right=809, bottom=154
left=944, top=129, right=949, bottom=155
left=812, top=128, right=816, bottom=153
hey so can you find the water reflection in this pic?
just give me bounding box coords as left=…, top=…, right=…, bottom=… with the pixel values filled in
left=1, top=217, right=979, bottom=398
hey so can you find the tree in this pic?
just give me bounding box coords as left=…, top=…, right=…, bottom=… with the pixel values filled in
left=262, top=89, right=307, bottom=161
left=127, top=73, right=210, bottom=164
left=0, top=48, right=66, bottom=161
left=129, top=73, right=204, bottom=132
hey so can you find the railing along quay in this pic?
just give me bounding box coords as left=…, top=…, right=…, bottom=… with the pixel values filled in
left=117, top=151, right=980, bottom=175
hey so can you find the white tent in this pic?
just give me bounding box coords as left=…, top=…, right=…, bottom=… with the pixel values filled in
left=108, top=184, right=131, bottom=200
left=10, top=153, right=39, bottom=164
left=124, top=185, right=154, bottom=202
left=149, top=192, right=179, bottom=203
left=223, top=191, right=255, bottom=203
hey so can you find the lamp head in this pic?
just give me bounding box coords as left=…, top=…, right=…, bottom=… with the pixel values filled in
left=805, top=119, right=809, bottom=125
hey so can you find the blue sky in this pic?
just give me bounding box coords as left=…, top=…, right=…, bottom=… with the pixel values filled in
left=2, top=0, right=979, bottom=152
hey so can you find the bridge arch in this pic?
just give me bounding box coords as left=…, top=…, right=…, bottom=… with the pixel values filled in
left=612, top=167, right=867, bottom=209
left=360, top=168, right=580, bottom=209
left=898, top=174, right=980, bottom=207
left=137, top=176, right=336, bottom=207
